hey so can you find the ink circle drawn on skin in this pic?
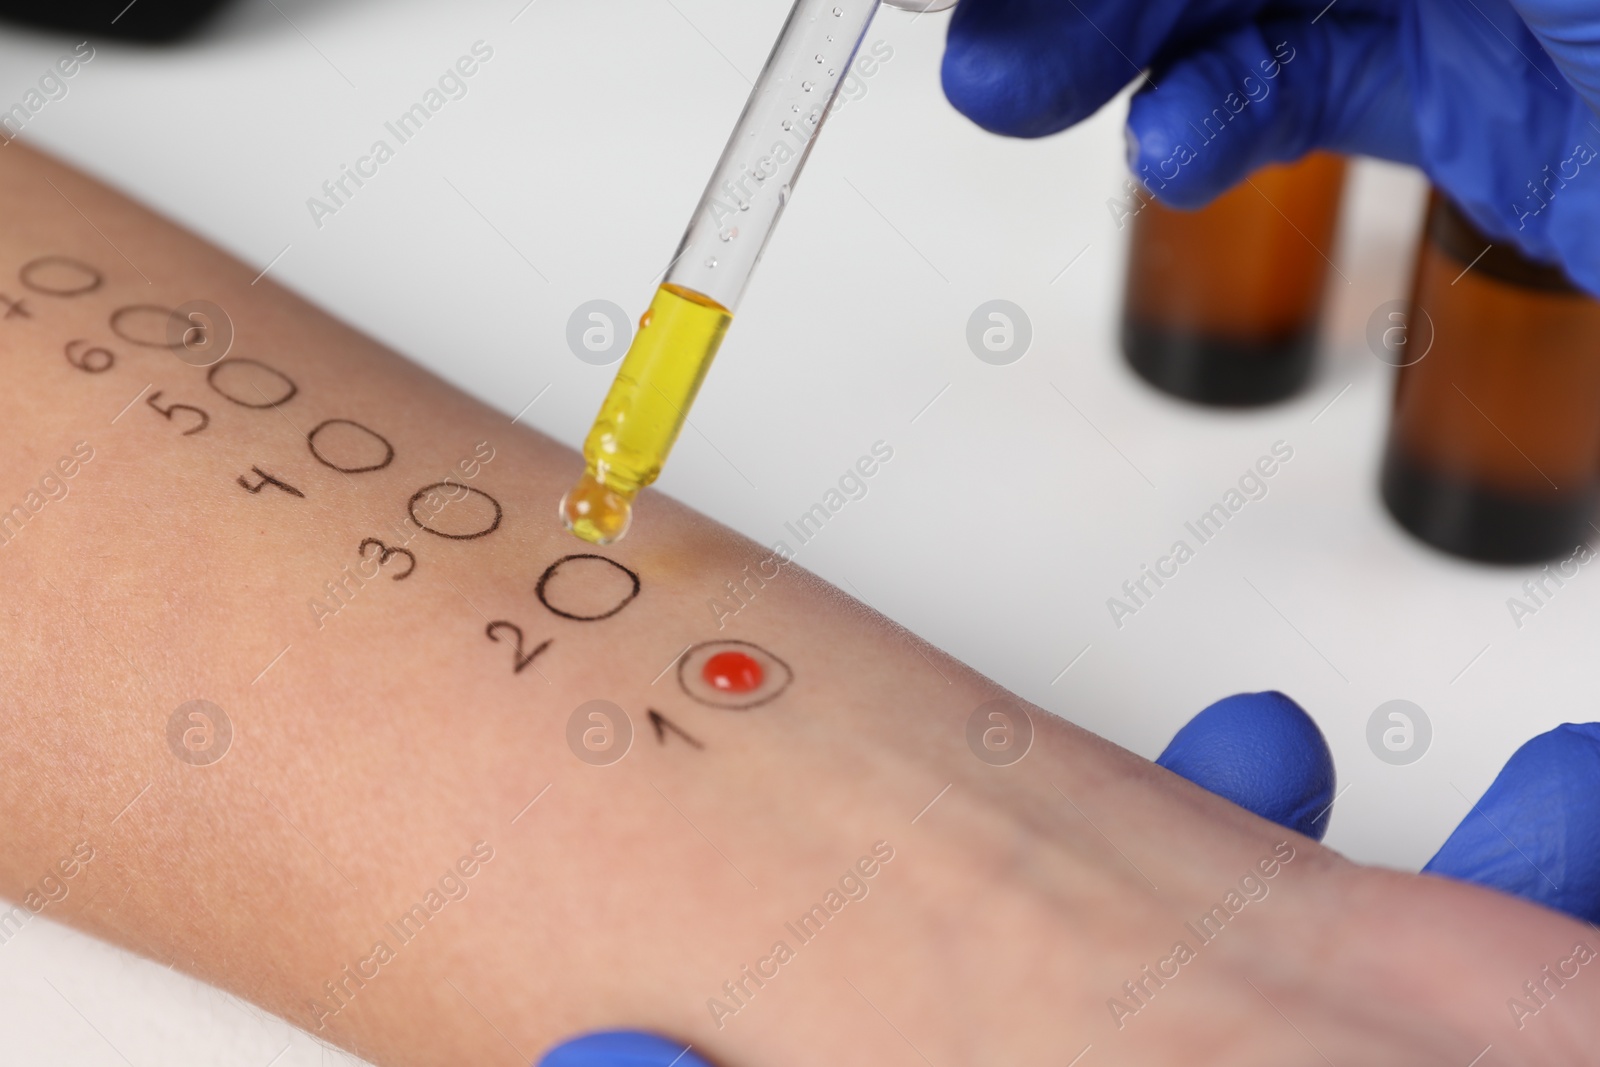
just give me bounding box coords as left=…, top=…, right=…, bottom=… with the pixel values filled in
left=309, top=418, right=395, bottom=474
left=20, top=255, right=102, bottom=297
left=111, top=305, right=187, bottom=349
left=536, top=553, right=640, bottom=621
left=407, top=481, right=502, bottom=540
left=207, top=357, right=299, bottom=409
left=63, top=339, right=114, bottom=374
left=703, top=649, right=762, bottom=693
left=677, top=640, right=792, bottom=710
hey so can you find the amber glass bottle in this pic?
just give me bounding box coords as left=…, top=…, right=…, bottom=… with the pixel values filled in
left=1121, top=153, right=1348, bottom=405
left=1381, top=193, right=1600, bottom=564
left=0, top=0, right=231, bottom=39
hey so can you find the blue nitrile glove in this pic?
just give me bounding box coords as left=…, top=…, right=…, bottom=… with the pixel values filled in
left=1156, top=690, right=1336, bottom=839
left=538, top=1031, right=712, bottom=1067
left=1424, top=722, right=1600, bottom=924
left=1160, top=700, right=1600, bottom=922
left=941, top=0, right=1600, bottom=296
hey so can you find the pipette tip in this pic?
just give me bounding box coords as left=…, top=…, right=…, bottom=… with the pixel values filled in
left=560, top=469, right=634, bottom=545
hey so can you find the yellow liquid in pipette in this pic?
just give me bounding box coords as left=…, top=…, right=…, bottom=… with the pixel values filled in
left=561, top=283, right=733, bottom=544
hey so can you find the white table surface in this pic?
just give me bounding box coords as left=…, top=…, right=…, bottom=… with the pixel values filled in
left=1, top=1, right=1593, bottom=1063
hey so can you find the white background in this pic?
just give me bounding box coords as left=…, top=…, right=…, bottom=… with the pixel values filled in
left=0, top=0, right=1594, bottom=1063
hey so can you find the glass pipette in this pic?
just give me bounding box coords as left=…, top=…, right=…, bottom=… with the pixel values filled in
left=561, top=0, right=956, bottom=544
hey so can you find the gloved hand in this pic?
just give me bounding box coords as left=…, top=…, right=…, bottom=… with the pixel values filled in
left=1425, top=721, right=1600, bottom=924
left=535, top=694, right=1600, bottom=1066
left=940, top=0, right=1600, bottom=296
left=1167, top=696, right=1600, bottom=924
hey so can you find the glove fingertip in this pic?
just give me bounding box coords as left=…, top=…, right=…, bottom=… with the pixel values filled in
left=1125, top=101, right=1241, bottom=210
left=1424, top=723, right=1600, bottom=924
left=537, top=1031, right=711, bottom=1067
left=940, top=39, right=1070, bottom=138
left=941, top=4, right=1122, bottom=138
left=1158, top=691, right=1336, bottom=840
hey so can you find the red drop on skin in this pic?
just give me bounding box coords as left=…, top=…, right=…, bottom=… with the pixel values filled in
left=703, top=650, right=763, bottom=693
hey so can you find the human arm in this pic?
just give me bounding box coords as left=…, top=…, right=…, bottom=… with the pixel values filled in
left=0, top=141, right=1596, bottom=1066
